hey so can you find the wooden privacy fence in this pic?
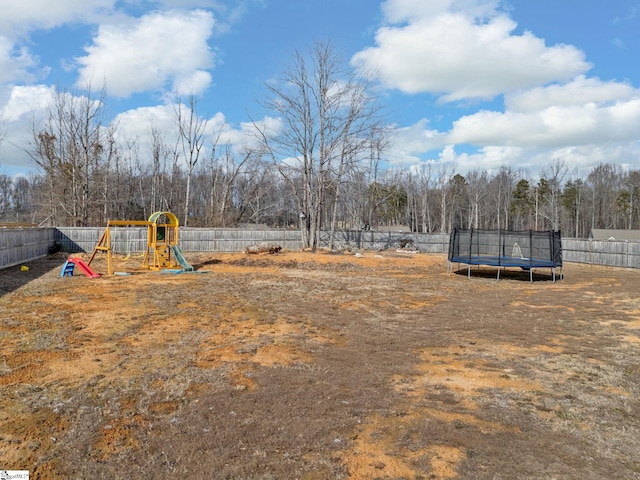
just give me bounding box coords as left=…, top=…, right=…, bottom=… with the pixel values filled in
left=4, top=227, right=640, bottom=271
left=52, top=227, right=450, bottom=255
left=562, top=238, right=640, bottom=268
left=0, top=227, right=57, bottom=269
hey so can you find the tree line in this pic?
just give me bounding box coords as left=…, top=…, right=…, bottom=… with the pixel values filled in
left=1, top=42, right=639, bottom=243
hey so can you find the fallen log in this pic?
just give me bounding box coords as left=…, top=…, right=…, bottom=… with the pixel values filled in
left=246, top=242, right=282, bottom=254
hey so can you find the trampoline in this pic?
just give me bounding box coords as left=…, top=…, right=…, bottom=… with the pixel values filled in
left=448, top=228, right=563, bottom=282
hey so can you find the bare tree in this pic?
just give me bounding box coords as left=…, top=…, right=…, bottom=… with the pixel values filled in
left=538, top=158, right=568, bottom=231
left=415, top=162, right=434, bottom=232
left=328, top=101, right=386, bottom=250
left=206, top=143, right=255, bottom=226
left=27, top=86, right=111, bottom=226
left=465, top=170, right=489, bottom=229
left=562, top=177, right=584, bottom=237
left=436, top=162, right=455, bottom=232
left=230, top=156, right=276, bottom=225
left=255, top=41, right=384, bottom=250
left=0, top=116, right=9, bottom=220
left=489, top=167, right=518, bottom=230
left=175, top=95, right=208, bottom=226
left=147, top=125, right=167, bottom=214
left=0, top=173, right=12, bottom=221
left=98, top=122, right=120, bottom=223
left=623, top=170, right=640, bottom=229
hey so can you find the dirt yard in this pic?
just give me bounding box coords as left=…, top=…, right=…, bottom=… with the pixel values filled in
left=1, top=250, right=640, bottom=479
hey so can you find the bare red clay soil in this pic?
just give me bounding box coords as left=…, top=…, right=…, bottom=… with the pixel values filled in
left=1, top=250, right=640, bottom=479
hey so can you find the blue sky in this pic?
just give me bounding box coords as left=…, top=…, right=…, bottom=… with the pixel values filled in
left=1, top=0, right=639, bottom=179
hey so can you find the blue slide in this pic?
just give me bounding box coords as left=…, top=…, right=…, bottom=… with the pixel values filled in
left=169, top=245, right=194, bottom=271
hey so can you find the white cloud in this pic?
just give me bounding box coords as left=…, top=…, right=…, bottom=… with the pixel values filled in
left=76, top=9, right=215, bottom=97
left=394, top=95, right=640, bottom=157
left=173, top=71, right=213, bottom=98
left=113, top=104, right=178, bottom=144
left=369, top=0, right=640, bottom=176
left=473, top=144, right=640, bottom=174
left=234, top=116, right=281, bottom=149
left=1, top=84, right=55, bottom=121
left=506, top=76, right=637, bottom=112
left=612, top=6, right=639, bottom=25
left=114, top=105, right=267, bottom=149
left=0, top=37, right=38, bottom=84
left=157, top=0, right=264, bottom=35
left=114, top=104, right=214, bottom=169
left=113, top=104, right=278, bottom=168
left=0, top=1, right=114, bottom=102
left=0, top=84, right=57, bottom=169
left=352, top=0, right=590, bottom=101
left=385, top=73, right=640, bottom=174
left=410, top=143, right=640, bottom=177
left=613, top=38, right=626, bottom=50
left=445, top=81, right=640, bottom=148
left=438, top=145, right=525, bottom=173
left=0, top=0, right=115, bottom=38
left=385, top=118, right=442, bottom=164
left=381, top=0, right=499, bottom=24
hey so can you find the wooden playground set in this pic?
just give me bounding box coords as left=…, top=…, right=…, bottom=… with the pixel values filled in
left=61, top=211, right=194, bottom=277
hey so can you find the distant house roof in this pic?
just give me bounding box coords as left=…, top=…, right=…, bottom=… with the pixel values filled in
left=589, top=229, right=640, bottom=241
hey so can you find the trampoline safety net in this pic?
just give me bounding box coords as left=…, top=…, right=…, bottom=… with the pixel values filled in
left=448, top=228, right=563, bottom=281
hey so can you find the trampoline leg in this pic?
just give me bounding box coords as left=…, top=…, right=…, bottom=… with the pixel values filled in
left=530, top=269, right=533, bottom=282
left=468, top=265, right=471, bottom=279
left=497, top=268, right=501, bottom=281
